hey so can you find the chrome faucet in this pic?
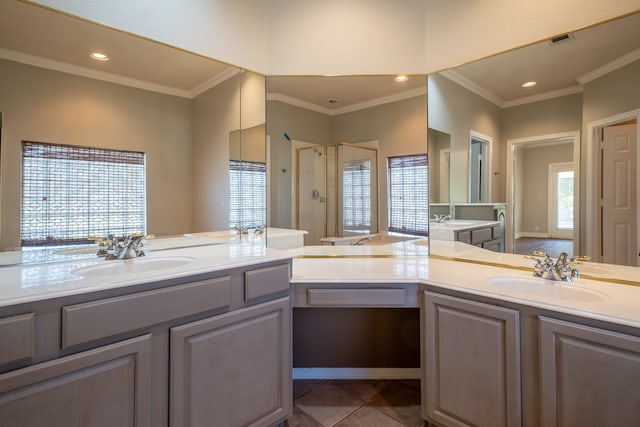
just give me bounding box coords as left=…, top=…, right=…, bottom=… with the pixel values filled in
left=101, top=233, right=147, bottom=260
left=432, top=214, right=451, bottom=223
left=351, top=236, right=373, bottom=245
left=526, top=251, right=590, bottom=282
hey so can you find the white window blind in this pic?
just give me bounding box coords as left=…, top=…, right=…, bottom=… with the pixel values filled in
left=388, top=154, right=429, bottom=236
left=229, top=160, right=266, bottom=229
left=343, top=159, right=372, bottom=232
left=21, top=141, right=146, bottom=246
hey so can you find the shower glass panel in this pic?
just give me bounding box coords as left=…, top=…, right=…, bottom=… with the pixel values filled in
left=296, top=143, right=378, bottom=245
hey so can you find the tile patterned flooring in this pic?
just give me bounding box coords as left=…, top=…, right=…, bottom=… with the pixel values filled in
left=284, top=379, right=424, bottom=427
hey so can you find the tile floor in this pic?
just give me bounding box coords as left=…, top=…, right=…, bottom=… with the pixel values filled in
left=284, top=379, right=425, bottom=427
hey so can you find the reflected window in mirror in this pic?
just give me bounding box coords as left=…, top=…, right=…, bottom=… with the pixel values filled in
left=388, top=154, right=429, bottom=236
left=343, top=158, right=373, bottom=234
left=21, top=141, right=145, bottom=247
left=229, top=160, right=266, bottom=230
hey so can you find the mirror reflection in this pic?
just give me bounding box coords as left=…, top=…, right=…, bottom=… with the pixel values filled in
left=428, top=11, right=640, bottom=266
left=266, top=75, right=428, bottom=245
left=0, top=1, right=265, bottom=264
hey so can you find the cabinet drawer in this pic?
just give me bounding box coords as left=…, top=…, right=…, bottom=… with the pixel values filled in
left=492, top=226, right=502, bottom=238
left=457, top=230, right=471, bottom=244
left=62, top=276, right=231, bottom=348
left=482, top=239, right=501, bottom=252
left=245, top=264, right=290, bottom=301
left=0, top=313, right=35, bottom=365
left=471, top=227, right=492, bottom=244
left=307, top=288, right=406, bottom=306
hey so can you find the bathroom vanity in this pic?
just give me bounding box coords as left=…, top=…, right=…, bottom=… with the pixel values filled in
left=0, top=237, right=639, bottom=427
left=0, top=242, right=292, bottom=427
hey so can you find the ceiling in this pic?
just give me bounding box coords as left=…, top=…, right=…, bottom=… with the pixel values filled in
left=1, top=2, right=639, bottom=108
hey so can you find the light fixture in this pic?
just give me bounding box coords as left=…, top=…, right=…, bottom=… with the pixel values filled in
left=90, top=52, right=109, bottom=61
left=395, top=75, right=408, bottom=82
left=521, top=81, right=537, bottom=88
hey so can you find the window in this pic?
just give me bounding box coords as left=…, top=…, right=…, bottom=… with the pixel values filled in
left=229, top=160, right=266, bottom=229
left=388, top=154, right=429, bottom=235
left=342, top=159, right=372, bottom=233
left=21, top=141, right=146, bottom=246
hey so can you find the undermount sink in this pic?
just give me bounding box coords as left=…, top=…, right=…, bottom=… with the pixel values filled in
left=71, top=256, right=196, bottom=277
left=485, top=276, right=609, bottom=302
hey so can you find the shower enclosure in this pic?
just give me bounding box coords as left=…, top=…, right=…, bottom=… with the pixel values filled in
left=296, top=143, right=378, bottom=245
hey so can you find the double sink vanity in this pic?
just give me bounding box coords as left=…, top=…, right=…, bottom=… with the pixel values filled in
left=0, top=231, right=639, bottom=426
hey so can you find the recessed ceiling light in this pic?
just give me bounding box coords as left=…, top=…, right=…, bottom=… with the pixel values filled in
left=395, top=75, right=408, bottom=82
left=90, top=52, right=109, bottom=61
left=522, top=81, right=537, bottom=88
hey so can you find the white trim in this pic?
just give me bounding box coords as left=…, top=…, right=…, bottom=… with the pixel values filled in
left=585, top=109, right=640, bottom=263
left=440, top=70, right=504, bottom=107
left=267, top=87, right=425, bottom=117
left=518, top=232, right=551, bottom=239
left=506, top=131, right=580, bottom=255
left=292, top=367, right=421, bottom=380
left=189, top=68, right=240, bottom=98
left=578, top=48, right=640, bottom=85
left=502, top=86, right=583, bottom=108
left=469, top=130, right=493, bottom=203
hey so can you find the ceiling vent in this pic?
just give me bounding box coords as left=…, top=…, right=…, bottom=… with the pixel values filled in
left=549, top=33, right=573, bottom=45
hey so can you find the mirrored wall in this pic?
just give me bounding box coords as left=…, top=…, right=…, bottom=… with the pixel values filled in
left=428, top=11, right=640, bottom=265
left=0, top=1, right=265, bottom=262
left=265, top=75, right=428, bottom=245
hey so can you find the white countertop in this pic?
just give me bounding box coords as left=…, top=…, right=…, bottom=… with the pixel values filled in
left=1, top=231, right=639, bottom=330
left=288, top=239, right=640, bottom=329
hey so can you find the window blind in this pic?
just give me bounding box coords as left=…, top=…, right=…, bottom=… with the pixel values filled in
left=229, top=160, right=266, bottom=229
left=21, top=141, right=146, bottom=246
left=388, top=154, right=429, bottom=236
left=342, top=159, right=372, bottom=231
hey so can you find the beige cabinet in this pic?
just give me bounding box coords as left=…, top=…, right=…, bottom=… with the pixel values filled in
left=0, top=334, right=151, bottom=427
left=539, top=316, right=640, bottom=426
left=422, top=291, right=521, bottom=427
left=170, top=297, right=291, bottom=427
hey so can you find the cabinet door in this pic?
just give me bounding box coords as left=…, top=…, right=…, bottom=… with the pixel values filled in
left=423, top=291, right=521, bottom=427
left=0, top=334, right=151, bottom=427
left=539, top=316, right=640, bottom=426
left=171, top=297, right=291, bottom=427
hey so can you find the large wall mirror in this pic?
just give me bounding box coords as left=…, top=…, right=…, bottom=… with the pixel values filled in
left=265, top=75, right=428, bottom=246
left=0, top=1, right=265, bottom=263
left=428, top=11, right=640, bottom=266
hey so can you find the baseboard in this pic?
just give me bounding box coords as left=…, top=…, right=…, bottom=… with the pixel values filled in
left=517, top=232, right=549, bottom=239
left=292, top=367, right=421, bottom=380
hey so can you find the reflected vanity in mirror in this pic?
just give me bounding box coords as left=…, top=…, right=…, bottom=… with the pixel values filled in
left=265, top=75, right=428, bottom=246
left=428, top=11, right=640, bottom=267
left=0, top=1, right=265, bottom=265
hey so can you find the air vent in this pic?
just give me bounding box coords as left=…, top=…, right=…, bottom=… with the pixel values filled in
left=549, top=33, right=573, bottom=45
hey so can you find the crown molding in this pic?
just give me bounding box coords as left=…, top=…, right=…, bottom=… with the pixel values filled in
left=267, top=86, right=426, bottom=116
left=190, top=68, right=241, bottom=98
left=0, top=48, right=193, bottom=98
left=577, top=47, right=640, bottom=84
left=503, top=85, right=583, bottom=108
left=439, top=69, right=504, bottom=107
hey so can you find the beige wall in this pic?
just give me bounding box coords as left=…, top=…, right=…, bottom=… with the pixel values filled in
left=32, top=0, right=640, bottom=75
left=0, top=59, right=192, bottom=250
left=428, top=74, right=503, bottom=203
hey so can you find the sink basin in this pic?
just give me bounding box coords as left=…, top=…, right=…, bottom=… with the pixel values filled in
left=485, top=276, right=608, bottom=302
left=71, top=256, right=196, bottom=277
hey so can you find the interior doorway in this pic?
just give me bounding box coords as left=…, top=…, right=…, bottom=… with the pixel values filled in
left=506, top=131, right=580, bottom=255
left=469, top=130, right=492, bottom=203
left=587, top=111, right=639, bottom=266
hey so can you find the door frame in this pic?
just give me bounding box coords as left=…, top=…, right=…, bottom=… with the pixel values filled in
left=506, top=131, right=580, bottom=254
left=586, top=108, right=640, bottom=263
left=469, top=130, right=492, bottom=203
